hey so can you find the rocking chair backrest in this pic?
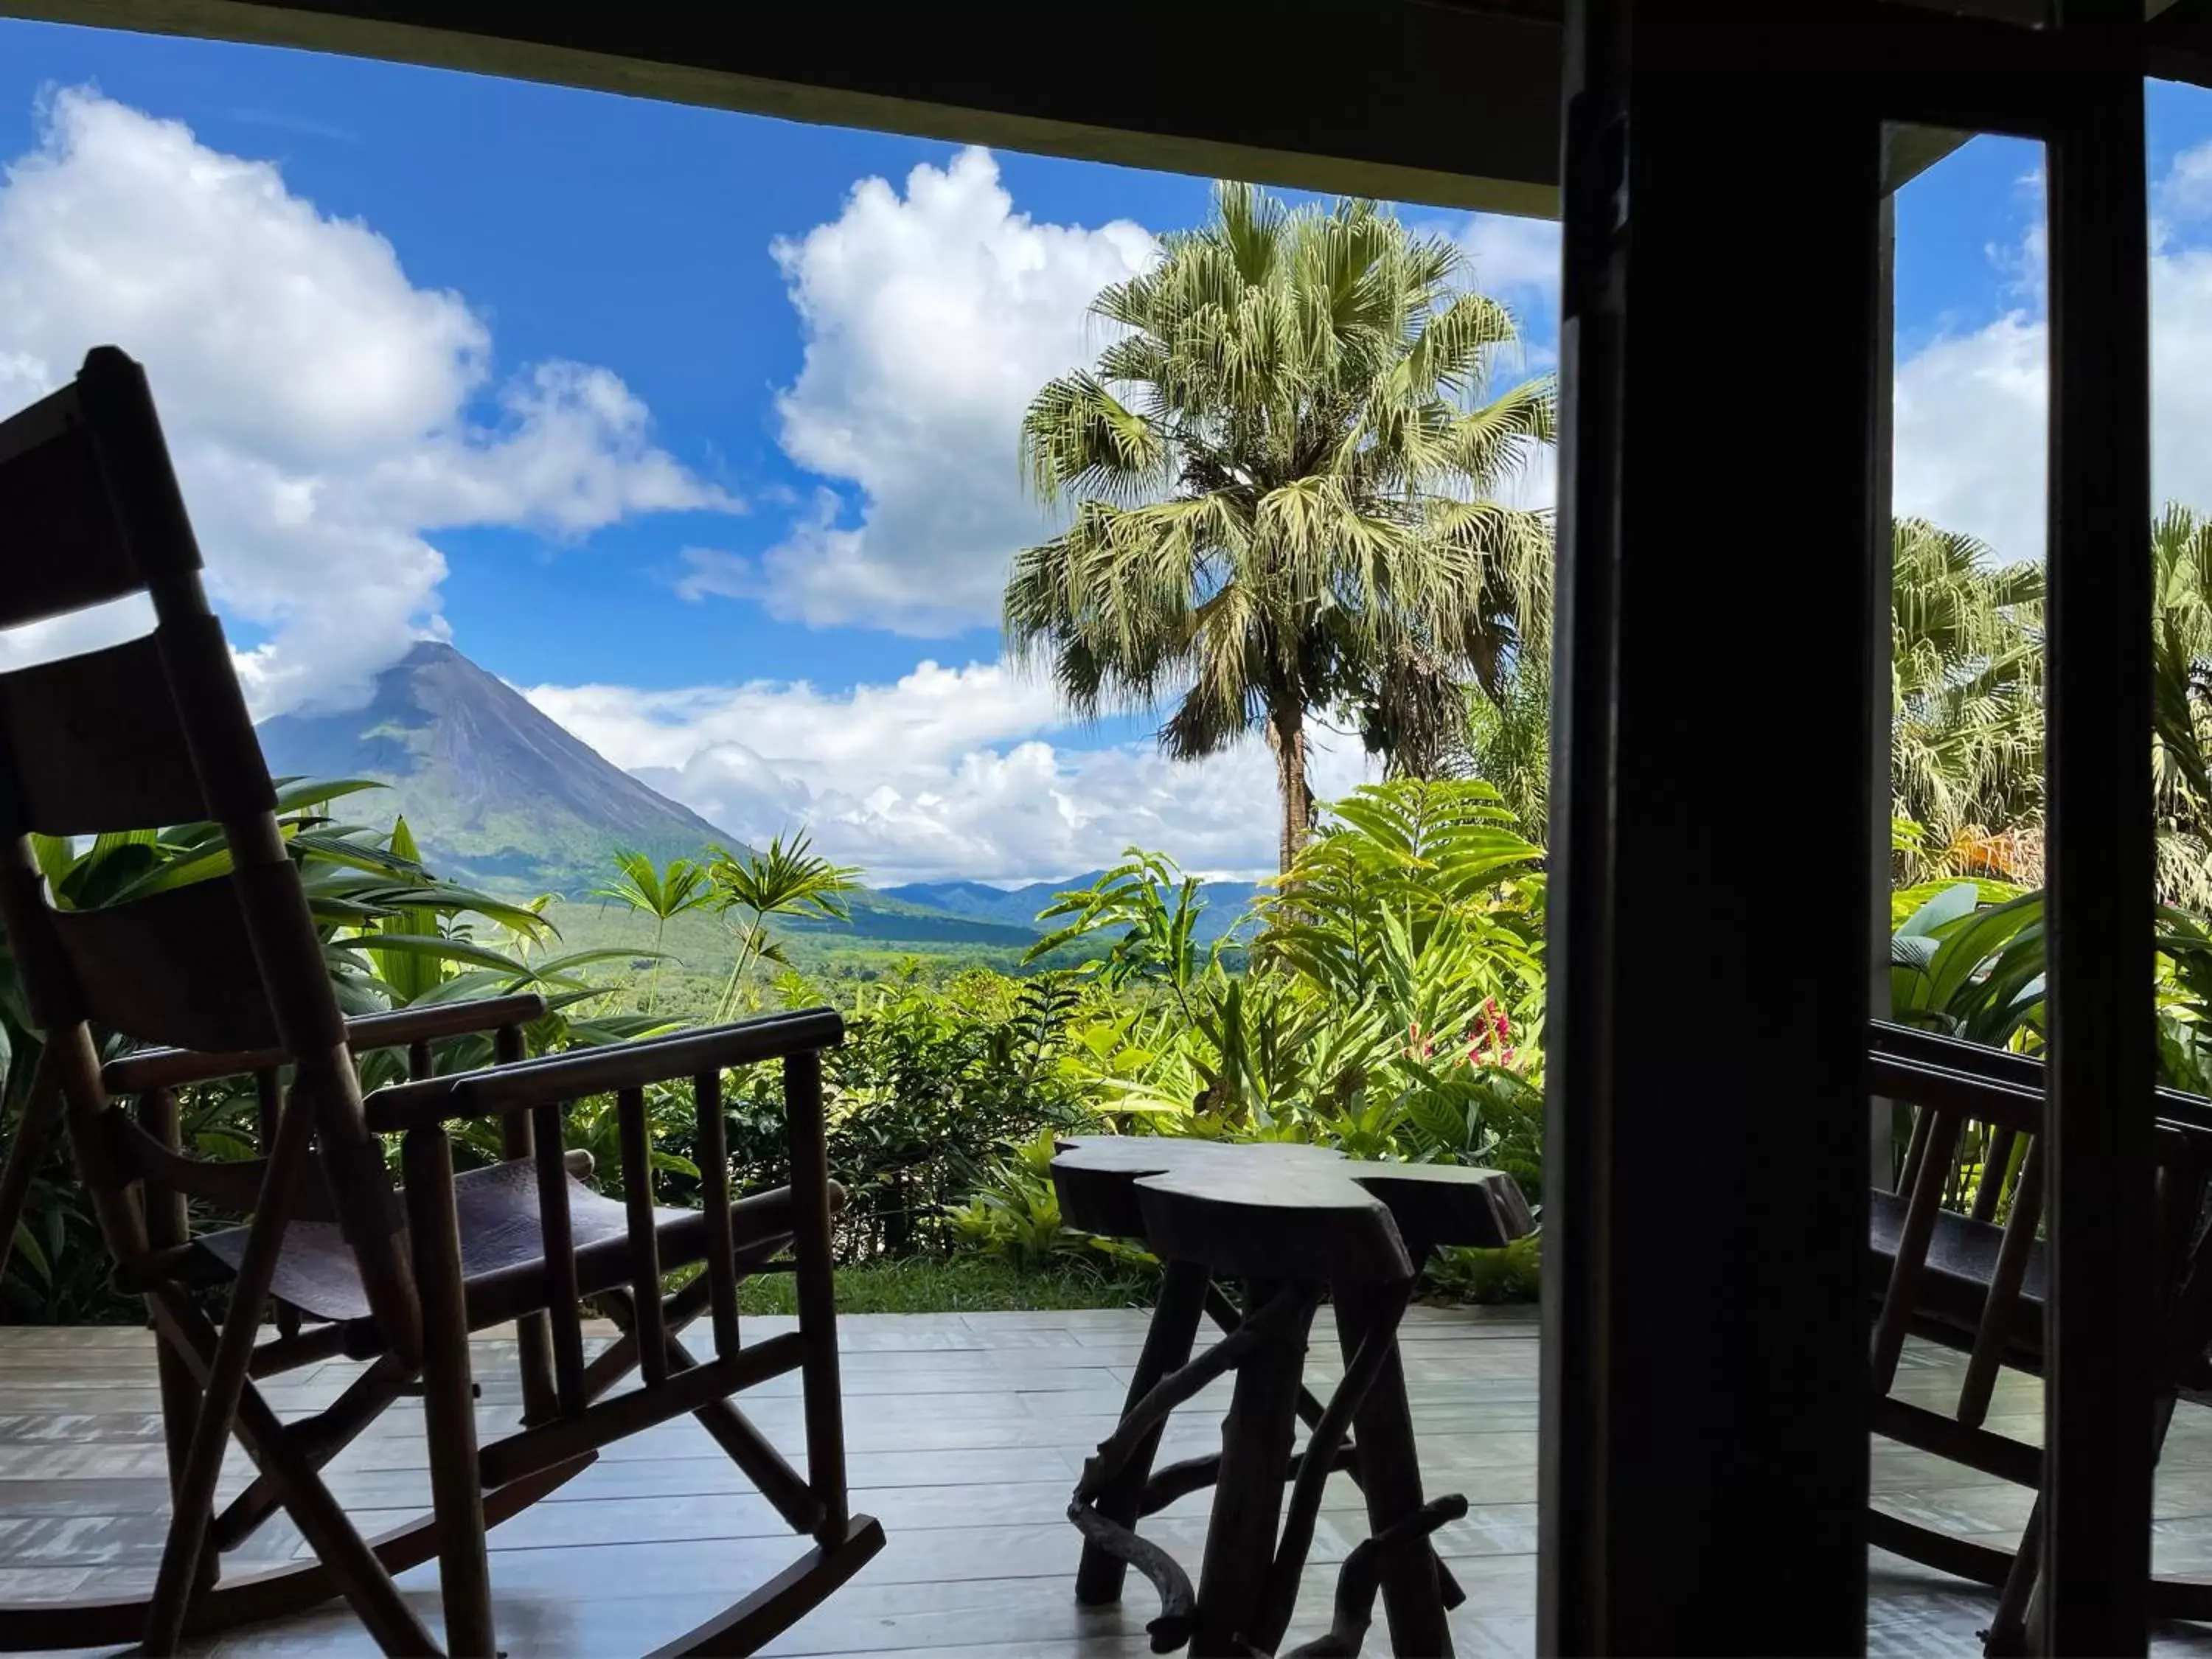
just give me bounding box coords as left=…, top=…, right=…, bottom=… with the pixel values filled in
left=0, top=347, right=418, bottom=1352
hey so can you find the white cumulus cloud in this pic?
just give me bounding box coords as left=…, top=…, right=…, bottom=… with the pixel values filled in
left=0, top=88, right=730, bottom=714
left=1893, top=139, right=2212, bottom=563
left=525, top=661, right=1371, bottom=886
left=1458, top=210, right=1560, bottom=311
left=678, top=147, right=1157, bottom=635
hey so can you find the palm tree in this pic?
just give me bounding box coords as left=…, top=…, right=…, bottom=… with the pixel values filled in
left=592, top=849, right=714, bottom=1012
left=1889, top=518, right=2045, bottom=884
left=1005, top=182, right=1554, bottom=872
left=1461, top=657, right=1551, bottom=841
left=2151, top=504, right=2212, bottom=909
left=706, top=832, right=860, bottom=1020
left=1885, top=508, right=2212, bottom=905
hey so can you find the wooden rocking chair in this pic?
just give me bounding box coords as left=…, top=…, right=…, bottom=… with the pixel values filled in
left=0, top=347, right=884, bottom=1656
left=1865, top=1019, right=2212, bottom=1653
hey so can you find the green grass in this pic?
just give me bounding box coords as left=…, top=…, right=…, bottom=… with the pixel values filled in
left=737, top=1255, right=1147, bottom=1315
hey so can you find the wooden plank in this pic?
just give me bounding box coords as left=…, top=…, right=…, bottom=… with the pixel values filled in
left=0, top=1316, right=2171, bottom=1655
left=476, top=1337, right=804, bottom=1490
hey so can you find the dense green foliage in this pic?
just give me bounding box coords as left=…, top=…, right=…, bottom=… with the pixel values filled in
left=0, top=773, right=1554, bottom=1321
left=927, top=779, right=1551, bottom=1295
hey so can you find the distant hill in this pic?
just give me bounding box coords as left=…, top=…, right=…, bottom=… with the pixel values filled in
left=257, top=641, right=728, bottom=895
left=782, top=891, right=1042, bottom=948
left=254, top=642, right=1066, bottom=950
left=883, top=871, right=1267, bottom=945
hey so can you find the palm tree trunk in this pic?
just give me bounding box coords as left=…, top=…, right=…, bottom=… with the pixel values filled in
left=1266, top=699, right=1314, bottom=874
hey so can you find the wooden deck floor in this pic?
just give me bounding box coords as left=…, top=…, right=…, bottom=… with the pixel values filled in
left=4, top=1305, right=2212, bottom=1655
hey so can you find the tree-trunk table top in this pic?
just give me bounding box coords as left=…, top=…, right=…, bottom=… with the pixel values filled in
left=1051, top=1136, right=1535, bottom=1285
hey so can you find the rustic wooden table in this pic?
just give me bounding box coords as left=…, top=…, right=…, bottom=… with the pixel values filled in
left=1050, top=1137, right=1535, bottom=1659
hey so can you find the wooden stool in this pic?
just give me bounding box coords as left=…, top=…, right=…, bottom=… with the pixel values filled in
left=1051, top=1138, right=1534, bottom=1658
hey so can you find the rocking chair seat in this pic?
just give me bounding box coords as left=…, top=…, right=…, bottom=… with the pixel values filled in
left=1868, top=1187, right=2045, bottom=1357
left=196, top=1158, right=818, bottom=1330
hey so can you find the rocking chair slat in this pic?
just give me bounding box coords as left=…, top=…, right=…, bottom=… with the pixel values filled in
left=495, top=1021, right=559, bottom=1427
left=1872, top=1108, right=1961, bottom=1394
left=100, top=992, right=552, bottom=1094
left=695, top=1068, right=740, bottom=1360
left=1958, top=1135, right=2047, bottom=1427
left=244, top=1321, right=352, bottom=1380
left=50, top=881, right=279, bottom=1054
left=1969, top=1127, right=2017, bottom=1223
left=787, top=1048, right=852, bottom=1541
left=0, top=633, right=204, bottom=835
left=585, top=1274, right=716, bottom=1402
left=535, top=1098, right=588, bottom=1416
left=0, top=388, right=142, bottom=626
left=617, top=1086, right=669, bottom=1387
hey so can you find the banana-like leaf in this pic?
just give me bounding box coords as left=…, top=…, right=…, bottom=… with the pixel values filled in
left=1896, top=883, right=1983, bottom=939
left=269, top=777, right=390, bottom=815
left=329, top=933, right=529, bottom=975
left=1921, top=894, right=2042, bottom=1012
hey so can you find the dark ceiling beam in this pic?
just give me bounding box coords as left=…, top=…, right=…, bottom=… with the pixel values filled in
left=0, top=1, right=2032, bottom=226
left=2150, top=0, right=2212, bottom=86
left=3, top=0, right=1568, bottom=215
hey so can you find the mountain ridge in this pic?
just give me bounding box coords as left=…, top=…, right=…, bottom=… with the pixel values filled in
left=882, top=872, right=1267, bottom=945
left=254, top=642, right=1048, bottom=949
left=258, top=641, right=728, bottom=894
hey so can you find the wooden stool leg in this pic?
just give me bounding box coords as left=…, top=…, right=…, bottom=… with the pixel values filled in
left=1078, top=1258, right=1211, bottom=1606
left=1192, top=1282, right=1315, bottom=1659
left=1335, top=1280, right=1452, bottom=1658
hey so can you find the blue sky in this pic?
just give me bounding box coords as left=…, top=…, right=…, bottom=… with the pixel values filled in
left=2, top=20, right=2211, bottom=881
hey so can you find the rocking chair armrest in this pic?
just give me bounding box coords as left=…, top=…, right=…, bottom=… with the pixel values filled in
left=1871, top=1017, right=2212, bottom=1136
left=102, top=993, right=552, bottom=1094
left=1865, top=1051, right=2043, bottom=1138
left=364, top=1006, right=846, bottom=1133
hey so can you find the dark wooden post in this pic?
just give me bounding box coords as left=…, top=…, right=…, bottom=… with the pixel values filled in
left=2042, top=4, right=2154, bottom=1649
left=1869, top=187, right=1898, bottom=1191
left=1542, top=3, right=1879, bottom=1649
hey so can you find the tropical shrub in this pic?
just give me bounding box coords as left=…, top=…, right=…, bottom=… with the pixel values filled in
left=706, top=970, right=1095, bottom=1263
left=1020, top=779, right=1548, bottom=1223
left=705, top=832, right=860, bottom=1019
